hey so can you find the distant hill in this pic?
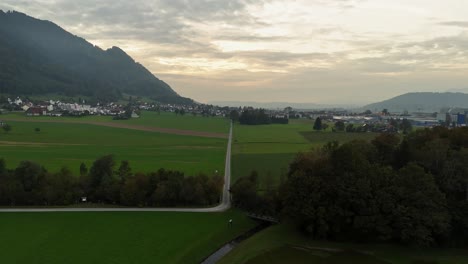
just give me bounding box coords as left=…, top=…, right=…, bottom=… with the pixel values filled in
left=0, top=10, right=191, bottom=104
left=210, top=101, right=357, bottom=110
left=364, top=92, right=468, bottom=113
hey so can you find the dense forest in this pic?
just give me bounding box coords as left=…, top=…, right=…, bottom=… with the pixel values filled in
left=0, top=155, right=223, bottom=207
left=0, top=10, right=192, bottom=104
left=231, top=127, right=468, bottom=247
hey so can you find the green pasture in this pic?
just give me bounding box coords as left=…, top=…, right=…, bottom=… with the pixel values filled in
left=232, top=120, right=378, bottom=186
left=1, top=111, right=229, bottom=133
left=220, top=224, right=468, bottom=264
left=0, top=121, right=226, bottom=175
left=0, top=210, right=256, bottom=264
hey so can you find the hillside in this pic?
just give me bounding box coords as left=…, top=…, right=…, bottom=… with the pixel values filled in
left=0, top=10, right=191, bottom=104
left=364, top=92, right=468, bottom=113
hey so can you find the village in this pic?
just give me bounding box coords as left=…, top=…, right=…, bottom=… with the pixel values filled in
left=1, top=97, right=467, bottom=129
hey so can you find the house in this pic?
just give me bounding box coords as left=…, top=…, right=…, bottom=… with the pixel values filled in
left=131, top=111, right=140, bottom=118
left=14, top=97, right=22, bottom=105
left=26, top=107, right=46, bottom=116
left=48, top=111, right=63, bottom=117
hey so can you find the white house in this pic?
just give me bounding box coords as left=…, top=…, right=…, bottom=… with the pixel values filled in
left=14, top=97, right=22, bottom=105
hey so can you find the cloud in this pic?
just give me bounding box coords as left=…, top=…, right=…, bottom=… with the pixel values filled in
left=1, top=0, right=468, bottom=104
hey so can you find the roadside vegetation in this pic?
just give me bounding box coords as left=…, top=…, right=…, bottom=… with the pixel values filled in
left=0, top=155, right=224, bottom=207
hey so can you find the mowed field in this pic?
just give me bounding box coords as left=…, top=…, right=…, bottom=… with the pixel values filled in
left=0, top=112, right=229, bottom=175
left=1, top=111, right=229, bottom=134
left=220, top=224, right=468, bottom=264
left=0, top=210, right=256, bottom=264
left=232, top=119, right=378, bottom=187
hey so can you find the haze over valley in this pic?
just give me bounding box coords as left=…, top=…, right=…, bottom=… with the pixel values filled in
left=1, top=2, right=468, bottom=264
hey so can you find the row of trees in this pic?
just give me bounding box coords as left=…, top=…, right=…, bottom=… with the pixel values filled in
left=231, top=127, right=468, bottom=246
left=234, top=109, right=289, bottom=125
left=0, top=155, right=223, bottom=207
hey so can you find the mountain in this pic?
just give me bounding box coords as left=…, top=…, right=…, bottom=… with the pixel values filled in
left=0, top=10, right=191, bottom=104
left=364, top=92, right=468, bottom=113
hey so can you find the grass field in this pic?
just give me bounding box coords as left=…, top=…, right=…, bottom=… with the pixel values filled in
left=232, top=119, right=378, bottom=187
left=0, top=120, right=227, bottom=175
left=1, top=111, right=229, bottom=134
left=0, top=210, right=256, bottom=264
left=220, top=224, right=468, bottom=264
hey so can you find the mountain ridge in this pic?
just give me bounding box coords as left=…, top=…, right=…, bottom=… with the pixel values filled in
left=0, top=10, right=191, bottom=104
left=364, top=92, right=468, bottom=113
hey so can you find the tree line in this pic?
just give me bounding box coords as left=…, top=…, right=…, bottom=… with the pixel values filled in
left=231, top=126, right=468, bottom=247
left=0, top=155, right=223, bottom=207
left=234, top=109, right=289, bottom=125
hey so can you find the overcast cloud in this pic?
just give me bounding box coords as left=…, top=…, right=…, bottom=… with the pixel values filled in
left=2, top=0, right=468, bottom=104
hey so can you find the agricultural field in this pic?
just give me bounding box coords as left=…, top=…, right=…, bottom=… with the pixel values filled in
left=220, top=224, right=468, bottom=264
left=231, top=119, right=378, bottom=187
left=0, top=113, right=229, bottom=175
left=0, top=210, right=256, bottom=264
left=1, top=111, right=230, bottom=134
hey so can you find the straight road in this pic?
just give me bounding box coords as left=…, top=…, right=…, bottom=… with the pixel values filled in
left=0, top=122, right=233, bottom=213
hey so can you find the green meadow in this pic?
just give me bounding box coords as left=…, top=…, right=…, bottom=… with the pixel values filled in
left=220, top=224, right=468, bottom=264
left=232, top=119, right=378, bottom=187
left=0, top=120, right=227, bottom=175
left=0, top=210, right=256, bottom=264
left=1, top=111, right=229, bottom=133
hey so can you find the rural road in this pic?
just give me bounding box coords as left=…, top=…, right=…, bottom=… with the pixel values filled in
left=0, top=122, right=233, bottom=213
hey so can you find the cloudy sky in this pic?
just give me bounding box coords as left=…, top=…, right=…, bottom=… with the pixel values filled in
left=2, top=0, right=468, bottom=105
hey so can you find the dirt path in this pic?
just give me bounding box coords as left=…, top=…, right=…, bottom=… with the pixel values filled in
left=1, top=118, right=228, bottom=139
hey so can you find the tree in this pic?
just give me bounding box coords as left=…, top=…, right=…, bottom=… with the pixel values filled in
left=239, top=109, right=271, bottom=125
left=43, top=167, right=78, bottom=205
left=79, top=162, right=88, bottom=177
left=334, top=121, right=345, bottom=131
left=34, top=127, right=40, bottom=133
left=382, top=109, right=389, bottom=115
left=390, top=163, right=450, bottom=246
left=313, top=117, right=322, bottom=131
left=400, top=119, right=413, bottom=134
left=88, top=155, right=117, bottom=202
left=371, top=133, right=400, bottom=165
left=229, top=110, right=240, bottom=122
left=231, top=171, right=260, bottom=211
left=117, top=160, right=132, bottom=182
left=3, top=124, right=11, bottom=133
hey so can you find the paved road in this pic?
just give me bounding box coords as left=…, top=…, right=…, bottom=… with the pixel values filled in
left=0, top=122, right=233, bottom=213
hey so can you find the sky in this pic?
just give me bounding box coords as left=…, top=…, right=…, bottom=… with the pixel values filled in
left=2, top=0, right=468, bottom=105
